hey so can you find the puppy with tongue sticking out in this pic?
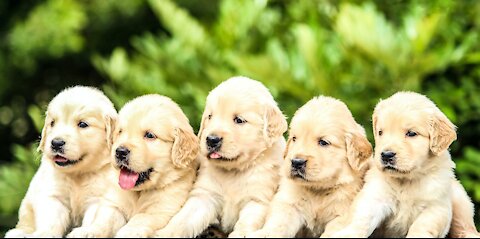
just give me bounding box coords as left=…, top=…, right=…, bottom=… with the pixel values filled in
left=67, top=94, right=200, bottom=238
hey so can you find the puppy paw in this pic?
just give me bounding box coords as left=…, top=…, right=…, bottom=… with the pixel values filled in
left=329, top=229, right=362, bottom=238
left=4, top=229, right=31, bottom=238
left=30, top=231, right=63, bottom=238
left=67, top=227, right=103, bottom=238
left=244, top=229, right=269, bottom=238
left=115, top=226, right=152, bottom=238
left=154, top=228, right=180, bottom=238
left=228, top=230, right=249, bottom=238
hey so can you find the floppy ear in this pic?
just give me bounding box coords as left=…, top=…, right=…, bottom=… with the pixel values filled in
left=372, top=114, right=378, bottom=140
left=263, top=106, right=288, bottom=147
left=197, top=111, right=207, bottom=139
left=172, top=127, right=199, bottom=168
left=429, top=112, right=457, bottom=155
left=37, top=113, right=49, bottom=152
left=104, top=114, right=117, bottom=151
left=372, top=99, right=385, bottom=140
left=345, top=129, right=372, bottom=172
left=283, top=136, right=292, bottom=160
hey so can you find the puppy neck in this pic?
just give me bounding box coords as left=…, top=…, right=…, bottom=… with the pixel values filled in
left=382, top=151, right=455, bottom=185
left=212, top=136, right=286, bottom=173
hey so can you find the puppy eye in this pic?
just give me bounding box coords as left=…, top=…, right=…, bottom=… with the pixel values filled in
left=144, top=131, right=156, bottom=139
left=292, top=136, right=296, bottom=142
left=378, top=130, right=383, bottom=136
left=208, top=114, right=212, bottom=120
left=318, top=139, right=330, bottom=146
left=119, top=129, right=123, bottom=134
left=50, top=120, right=55, bottom=127
left=78, top=121, right=89, bottom=128
left=234, top=116, right=247, bottom=124
left=406, top=130, right=417, bottom=137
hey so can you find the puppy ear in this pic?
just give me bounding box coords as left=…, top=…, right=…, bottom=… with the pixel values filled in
left=372, top=99, right=385, bottom=140
left=37, top=113, right=49, bottom=152
left=172, top=127, right=199, bottom=168
left=372, top=114, right=378, bottom=140
left=263, top=106, right=288, bottom=147
left=283, top=136, right=292, bottom=159
left=197, top=107, right=210, bottom=139
left=429, top=112, right=457, bottom=155
left=104, top=115, right=117, bottom=151
left=345, top=128, right=372, bottom=172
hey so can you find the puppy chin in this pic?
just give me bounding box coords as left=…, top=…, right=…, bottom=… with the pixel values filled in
left=205, top=150, right=239, bottom=162
left=47, top=152, right=83, bottom=168
left=379, top=163, right=413, bottom=176
left=116, top=162, right=154, bottom=190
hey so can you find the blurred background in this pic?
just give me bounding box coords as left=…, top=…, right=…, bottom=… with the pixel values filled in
left=0, top=0, right=479, bottom=235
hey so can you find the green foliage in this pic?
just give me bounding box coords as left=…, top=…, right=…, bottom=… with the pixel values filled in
left=0, top=144, right=40, bottom=215
left=8, top=0, right=87, bottom=71
left=0, top=0, right=479, bottom=232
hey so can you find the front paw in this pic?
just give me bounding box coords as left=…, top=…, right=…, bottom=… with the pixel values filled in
left=5, top=229, right=31, bottom=238
left=155, top=228, right=180, bottom=238
left=115, top=226, right=152, bottom=238
left=30, top=231, right=63, bottom=238
left=67, top=227, right=104, bottom=238
left=244, top=229, right=269, bottom=238
left=228, top=230, right=249, bottom=238
left=329, top=229, right=362, bottom=238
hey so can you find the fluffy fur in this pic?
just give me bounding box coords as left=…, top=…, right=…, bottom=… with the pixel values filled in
left=248, top=96, right=372, bottom=237
left=67, top=94, right=199, bottom=238
left=329, top=92, right=479, bottom=238
left=155, top=76, right=288, bottom=238
left=5, top=86, right=117, bottom=238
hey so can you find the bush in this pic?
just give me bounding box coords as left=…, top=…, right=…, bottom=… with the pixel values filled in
left=0, top=0, right=478, bottom=234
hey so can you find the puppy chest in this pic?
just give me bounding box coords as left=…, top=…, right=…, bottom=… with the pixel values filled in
left=379, top=199, right=428, bottom=237
left=68, top=178, right=104, bottom=225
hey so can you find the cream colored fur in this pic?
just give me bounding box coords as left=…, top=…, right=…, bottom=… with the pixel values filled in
left=329, top=92, right=479, bottom=238
left=5, top=86, right=117, bottom=238
left=155, top=76, right=288, bottom=238
left=248, top=96, right=372, bottom=238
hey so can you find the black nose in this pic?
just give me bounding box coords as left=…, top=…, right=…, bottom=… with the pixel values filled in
left=115, top=146, right=130, bottom=162
left=291, top=158, right=307, bottom=170
left=381, top=151, right=396, bottom=164
left=206, top=135, right=222, bottom=149
left=51, top=138, right=65, bottom=152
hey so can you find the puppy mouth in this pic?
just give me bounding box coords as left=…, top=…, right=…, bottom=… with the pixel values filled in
left=118, top=166, right=154, bottom=190
left=382, top=165, right=409, bottom=174
left=207, top=151, right=238, bottom=161
left=52, top=154, right=81, bottom=167
left=290, top=169, right=307, bottom=180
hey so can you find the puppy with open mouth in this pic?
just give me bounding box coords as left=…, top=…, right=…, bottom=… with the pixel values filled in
left=5, top=86, right=117, bottom=238
left=103, top=94, right=200, bottom=238
left=155, top=76, right=288, bottom=238
left=248, top=96, right=372, bottom=238
left=330, top=92, right=479, bottom=238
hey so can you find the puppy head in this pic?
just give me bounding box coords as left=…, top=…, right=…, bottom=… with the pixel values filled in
left=284, top=96, right=372, bottom=189
left=112, top=94, right=198, bottom=191
left=372, top=92, right=456, bottom=177
left=198, top=76, right=287, bottom=171
left=39, top=86, right=117, bottom=173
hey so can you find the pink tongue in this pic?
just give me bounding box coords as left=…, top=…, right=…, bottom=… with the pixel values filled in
left=210, top=152, right=221, bottom=159
left=54, top=156, right=68, bottom=163
left=119, top=168, right=139, bottom=190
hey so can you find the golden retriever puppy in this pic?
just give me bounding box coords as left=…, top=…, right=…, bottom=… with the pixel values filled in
left=330, top=91, right=479, bottom=238
left=155, top=76, right=288, bottom=238
left=247, top=96, right=372, bottom=238
left=68, top=94, right=200, bottom=238
left=5, top=86, right=117, bottom=238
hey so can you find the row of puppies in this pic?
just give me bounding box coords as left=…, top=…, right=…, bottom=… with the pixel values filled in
left=5, top=76, right=479, bottom=238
